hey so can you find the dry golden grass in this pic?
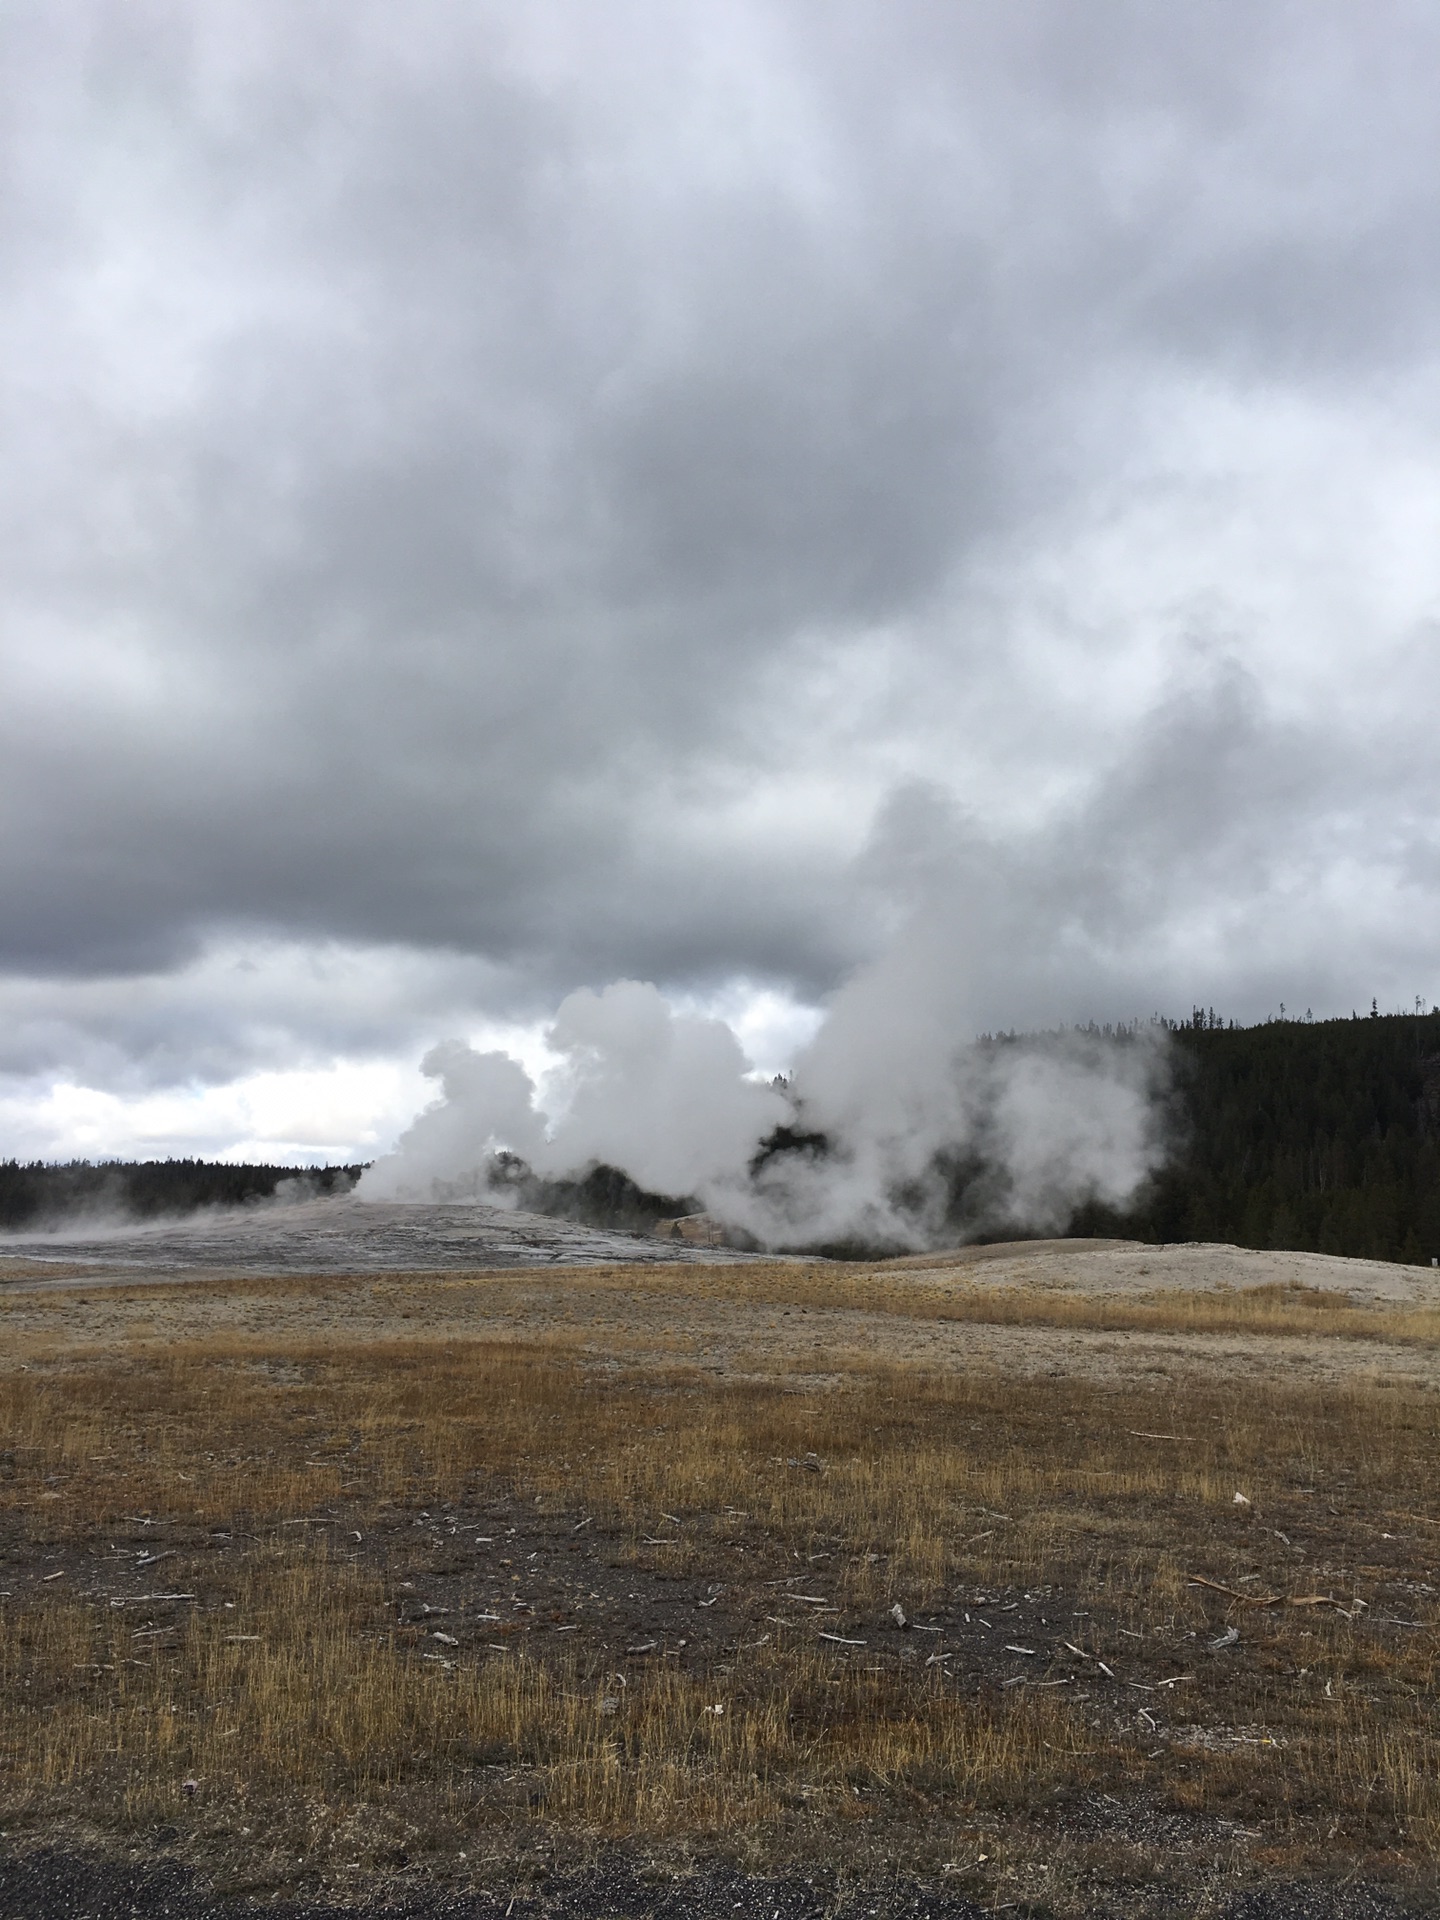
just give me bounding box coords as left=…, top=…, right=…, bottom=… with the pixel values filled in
left=554, top=1259, right=1440, bottom=1344
left=850, top=1272, right=1440, bottom=1345
left=1, top=1547, right=1095, bottom=1843
left=10, top=1256, right=1440, bottom=1350
left=1, top=1264, right=1438, bottom=1906
left=3, top=1319, right=1437, bottom=1546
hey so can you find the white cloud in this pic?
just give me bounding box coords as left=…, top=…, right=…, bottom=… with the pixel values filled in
left=0, top=1058, right=424, bottom=1166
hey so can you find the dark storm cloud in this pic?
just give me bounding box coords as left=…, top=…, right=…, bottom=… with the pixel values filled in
left=4, top=0, right=1440, bottom=1088
left=0, top=941, right=512, bottom=1089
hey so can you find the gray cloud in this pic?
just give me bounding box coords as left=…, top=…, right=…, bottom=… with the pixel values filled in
left=4, top=1, right=1440, bottom=1144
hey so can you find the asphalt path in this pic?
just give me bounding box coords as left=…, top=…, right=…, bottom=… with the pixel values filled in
left=0, top=1846, right=1426, bottom=1920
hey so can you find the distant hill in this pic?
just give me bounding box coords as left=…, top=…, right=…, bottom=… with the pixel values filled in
left=1071, top=1008, right=1440, bottom=1265
left=0, top=1158, right=362, bottom=1230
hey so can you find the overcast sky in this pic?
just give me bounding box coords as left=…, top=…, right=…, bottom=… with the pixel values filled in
left=5, top=0, right=1440, bottom=1164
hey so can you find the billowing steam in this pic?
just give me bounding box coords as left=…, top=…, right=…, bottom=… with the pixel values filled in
left=361, top=954, right=1170, bottom=1251
left=363, top=983, right=789, bottom=1206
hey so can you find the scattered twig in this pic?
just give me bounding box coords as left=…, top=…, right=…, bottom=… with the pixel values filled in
left=1188, top=1573, right=1364, bottom=1612
left=1189, top=1573, right=1276, bottom=1604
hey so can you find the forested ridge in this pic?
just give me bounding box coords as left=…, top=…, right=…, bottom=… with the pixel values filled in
left=0, top=1159, right=361, bottom=1230
left=1073, top=1008, right=1440, bottom=1263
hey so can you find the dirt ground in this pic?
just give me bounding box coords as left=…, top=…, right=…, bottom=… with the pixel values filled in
left=2, top=1224, right=1438, bottom=1918
left=3, top=1230, right=1438, bottom=1392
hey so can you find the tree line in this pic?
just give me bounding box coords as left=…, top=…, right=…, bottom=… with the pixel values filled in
left=1070, top=1008, right=1440, bottom=1264
left=0, top=1159, right=362, bottom=1230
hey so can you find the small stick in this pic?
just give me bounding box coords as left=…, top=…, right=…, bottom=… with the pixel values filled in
left=1187, top=1574, right=1280, bottom=1607
left=1188, top=1574, right=1358, bottom=1611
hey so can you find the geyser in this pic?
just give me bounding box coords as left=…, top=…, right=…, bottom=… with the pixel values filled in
left=360, top=968, right=1169, bottom=1252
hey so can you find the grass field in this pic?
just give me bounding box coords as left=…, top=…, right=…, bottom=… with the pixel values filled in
left=1, top=1246, right=1437, bottom=1913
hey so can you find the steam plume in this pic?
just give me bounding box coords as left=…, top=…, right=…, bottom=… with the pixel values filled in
left=360, top=956, right=1169, bottom=1249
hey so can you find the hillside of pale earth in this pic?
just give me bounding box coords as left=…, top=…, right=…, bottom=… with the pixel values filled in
left=0, top=1196, right=766, bottom=1281
left=4, top=1195, right=1437, bottom=1302
left=889, top=1236, right=1440, bottom=1306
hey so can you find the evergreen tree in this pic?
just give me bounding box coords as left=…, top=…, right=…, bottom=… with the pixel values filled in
left=1075, top=1010, right=1440, bottom=1264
